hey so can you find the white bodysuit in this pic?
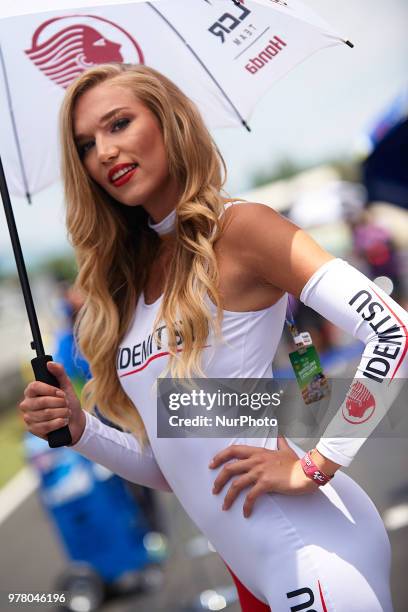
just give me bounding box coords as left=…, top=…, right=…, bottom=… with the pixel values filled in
left=72, top=203, right=407, bottom=611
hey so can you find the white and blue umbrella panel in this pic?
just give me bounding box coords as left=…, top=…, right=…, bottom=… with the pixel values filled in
left=0, top=0, right=350, bottom=197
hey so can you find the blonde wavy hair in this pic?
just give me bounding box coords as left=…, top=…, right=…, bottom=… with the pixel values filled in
left=60, top=63, right=235, bottom=443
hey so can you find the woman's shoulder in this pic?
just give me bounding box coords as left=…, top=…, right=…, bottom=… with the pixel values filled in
left=219, top=199, right=298, bottom=249
left=221, top=198, right=289, bottom=219
left=218, top=199, right=334, bottom=297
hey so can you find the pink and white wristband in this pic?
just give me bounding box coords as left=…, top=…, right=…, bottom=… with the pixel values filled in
left=300, top=451, right=334, bottom=486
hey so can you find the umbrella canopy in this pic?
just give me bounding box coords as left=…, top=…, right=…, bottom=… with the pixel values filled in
left=0, top=0, right=351, bottom=198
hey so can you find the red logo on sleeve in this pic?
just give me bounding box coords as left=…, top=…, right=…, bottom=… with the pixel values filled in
left=343, top=381, right=376, bottom=424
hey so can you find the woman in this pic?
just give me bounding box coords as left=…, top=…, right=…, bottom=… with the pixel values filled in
left=20, top=64, right=406, bottom=611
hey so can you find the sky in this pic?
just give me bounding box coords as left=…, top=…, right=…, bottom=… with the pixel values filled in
left=0, top=0, right=407, bottom=272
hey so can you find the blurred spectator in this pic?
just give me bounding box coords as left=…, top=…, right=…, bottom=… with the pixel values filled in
left=342, top=202, right=402, bottom=301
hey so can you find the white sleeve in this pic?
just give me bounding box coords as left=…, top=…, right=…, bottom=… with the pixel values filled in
left=70, top=411, right=172, bottom=492
left=300, top=258, right=408, bottom=467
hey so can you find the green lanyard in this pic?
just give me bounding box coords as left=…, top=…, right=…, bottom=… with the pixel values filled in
left=285, top=301, right=329, bottom=405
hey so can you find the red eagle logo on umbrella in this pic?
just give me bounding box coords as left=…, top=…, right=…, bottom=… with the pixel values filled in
left=343, top=381, right=376, bottom=424
left=25, top=15, right=145, bottom=89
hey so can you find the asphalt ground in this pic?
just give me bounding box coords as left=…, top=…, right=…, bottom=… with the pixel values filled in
left=0, top=436, right=407, bottom=612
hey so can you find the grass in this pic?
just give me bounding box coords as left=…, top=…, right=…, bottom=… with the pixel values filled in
left=0, top=408, right=26, bottom=489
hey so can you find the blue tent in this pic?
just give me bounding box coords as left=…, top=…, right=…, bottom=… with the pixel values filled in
left=362, top=90, right=408, bottom=209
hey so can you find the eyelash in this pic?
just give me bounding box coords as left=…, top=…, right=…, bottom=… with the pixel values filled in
left=78, top=116, right=131, bottom=157
left=112, top=117, right=130, bottom=131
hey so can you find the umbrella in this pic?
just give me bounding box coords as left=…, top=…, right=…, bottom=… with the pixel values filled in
left=0, top=0, right=353, bottom=447
left=0, top=0, right=353, bottom=197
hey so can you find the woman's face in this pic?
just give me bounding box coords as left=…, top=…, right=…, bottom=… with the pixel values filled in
left=73, top=80, right=178, bottom=214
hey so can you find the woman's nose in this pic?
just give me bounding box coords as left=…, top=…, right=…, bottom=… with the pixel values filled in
left=97, top=140, right=119, bottom=164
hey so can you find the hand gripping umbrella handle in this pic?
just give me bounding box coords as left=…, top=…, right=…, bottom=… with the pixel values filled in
left=31, top=355, right=72, bottom=448
left=0, top=157, right=71, bottom=448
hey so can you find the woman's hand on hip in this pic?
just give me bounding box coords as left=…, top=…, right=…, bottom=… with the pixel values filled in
left=209, top=436, right=319, bottom=518
left=19, top=361, right=86, bottom=446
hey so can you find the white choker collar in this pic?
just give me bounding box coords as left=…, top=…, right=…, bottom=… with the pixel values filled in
left=147, top=209, right=176, bottom=236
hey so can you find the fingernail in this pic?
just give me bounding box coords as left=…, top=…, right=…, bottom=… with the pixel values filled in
left=209, top=460, right=214, bottom=468
left=212, top=487, right=217, bottom=494
left=56, top=390, right=65, bottom=398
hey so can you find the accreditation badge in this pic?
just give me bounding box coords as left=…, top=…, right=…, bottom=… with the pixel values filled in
left=289, top=345, right=330, bottom=405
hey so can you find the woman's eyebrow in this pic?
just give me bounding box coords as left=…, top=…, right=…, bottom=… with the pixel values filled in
left=74, top=106, right=130, bottom=141
left=100, top=106, right=130, bottom=124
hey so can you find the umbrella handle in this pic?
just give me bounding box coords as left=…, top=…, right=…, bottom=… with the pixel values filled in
left=31, top=355, right=72, bottom=448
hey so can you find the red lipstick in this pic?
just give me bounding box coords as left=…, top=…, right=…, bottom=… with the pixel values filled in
left=108, top=163, right=138, bottom=187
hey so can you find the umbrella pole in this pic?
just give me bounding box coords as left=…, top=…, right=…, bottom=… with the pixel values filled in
left=0, top=156, right=71, bottom=447
left=0, top=45, right=32, bottom=204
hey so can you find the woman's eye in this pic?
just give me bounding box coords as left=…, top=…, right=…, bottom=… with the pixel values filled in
left=78, top=140, right=94, bottom=157
left=112, top=117, right=130, bottom=132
